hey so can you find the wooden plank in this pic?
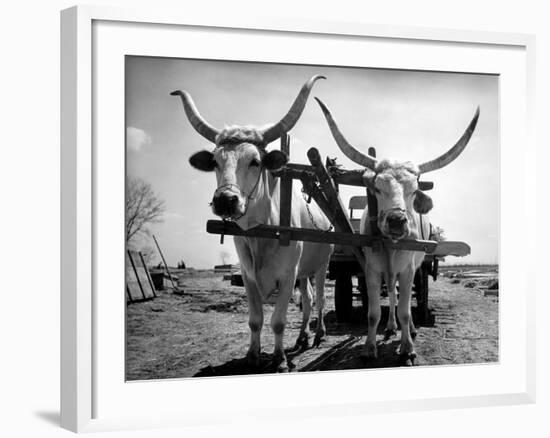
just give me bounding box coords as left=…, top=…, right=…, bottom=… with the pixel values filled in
left=207, top=220, right=437, bottom=253
left=126, top=250, right=156, bottom=302
left=280, top=133, right=290, bottom=155
left=286, top=163, right=313, bottom=173
left=307, top=148, right=354, bottom=232
left=432, top=241, right=471, bottom=257
left=126, top=273, right=142, bottom=302
left=126, top=284, right=133, bottom=303
left=139, top=251, right=157, bottom=298
left=274, top=162, right=337, bottom=232
left=134, top=262, right=155, bottom=298
left=306, top=148, right=367, bottom=268
left=271, top=164, right=314, bottom=180
left=330, top=169, right=365, bottom=187
left=278, top=134, right=292, bottom=246
left=126, top=250, right=147, bottom=301
left=153, top=235, right=178, bottom=290
left=274, top=162, right=433, bottom=191
left=325, top=157, right=340, bottom=193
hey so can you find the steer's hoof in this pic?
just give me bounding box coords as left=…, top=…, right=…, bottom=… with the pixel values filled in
left=383, top=329, right=397, bottom=340
left=276, top=361, right=290, bottom=373
left=399, top=352, right=417, bottom=367
left=313, top=333, right=325, bottom=348
left=246, top=351, right=261, bottom=368
left=361, top=344, right=378, bottom=360
left=271, top=358, right=290, bottom=373
left=271, top=352, right=290, bottom=373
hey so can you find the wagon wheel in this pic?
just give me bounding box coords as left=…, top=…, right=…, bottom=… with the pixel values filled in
left=335, top=274, right=353, bottom=322
left=431, top=258, right=439, bottom=281
left=415, top=261, right=431, bottom=325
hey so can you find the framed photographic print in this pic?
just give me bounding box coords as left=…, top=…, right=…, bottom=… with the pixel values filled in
left=61, top=5, right=536, bottom=433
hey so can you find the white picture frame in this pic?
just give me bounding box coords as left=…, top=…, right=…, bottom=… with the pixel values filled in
left=60, top=5, right=536, bottom=433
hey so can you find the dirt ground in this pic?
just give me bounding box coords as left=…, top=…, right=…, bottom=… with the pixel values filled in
left=126, top=267, right=498, bottom=380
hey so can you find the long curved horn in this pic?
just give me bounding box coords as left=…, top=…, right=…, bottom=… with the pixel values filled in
left=170, top=90, right=220, bottom=143
left=315, top=97, right=378, bottom=170
left=260, top=75, right=326, bottom=145
left=418, top=107, right=480, bottom=174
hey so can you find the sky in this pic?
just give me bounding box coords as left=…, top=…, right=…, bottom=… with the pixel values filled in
left=126, top=56, right=499, bottom=268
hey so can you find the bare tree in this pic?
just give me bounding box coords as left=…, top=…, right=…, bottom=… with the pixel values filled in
left=126, top=177, right=166, bottom=243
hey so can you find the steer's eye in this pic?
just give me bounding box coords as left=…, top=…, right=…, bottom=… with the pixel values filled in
left=250, top=159, right=260, bottom=168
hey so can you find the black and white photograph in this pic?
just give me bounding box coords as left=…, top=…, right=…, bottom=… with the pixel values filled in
left=5, top=0, right=549, bottom=435
left=125, top=56, right=499, bottom=380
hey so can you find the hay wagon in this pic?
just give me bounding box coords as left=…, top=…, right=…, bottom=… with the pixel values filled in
left=207, top=135, right=470, bottom=325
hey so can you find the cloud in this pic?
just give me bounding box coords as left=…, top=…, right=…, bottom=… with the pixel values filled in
left=165, top=211, right=186, bottom=220
left=127, top=127, right=152, bottom=152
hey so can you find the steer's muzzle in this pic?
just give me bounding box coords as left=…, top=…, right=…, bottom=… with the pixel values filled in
left=212, top=192, right=245, bottom=219
left=382, top=210, right=409, bottom=241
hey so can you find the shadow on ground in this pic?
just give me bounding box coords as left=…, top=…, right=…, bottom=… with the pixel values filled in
left=194, top=305, right=427, bottom=377
left=322, top=304, right=434, bottom=336
left=34, top=411, right=60, bottom=427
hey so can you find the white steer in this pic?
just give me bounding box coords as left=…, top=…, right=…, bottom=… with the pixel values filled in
left=171, top=76, right=333, bottom=372
left=316, top=97, right=479, bottom=364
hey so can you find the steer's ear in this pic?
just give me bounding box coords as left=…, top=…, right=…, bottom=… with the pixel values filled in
left=413, top=190, right=433, bottom=214
left=189, top=150, right=216, bottom=172
left=262, top=150, right=288, bottom=170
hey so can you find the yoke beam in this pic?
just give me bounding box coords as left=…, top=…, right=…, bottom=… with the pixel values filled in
left=274, top=165, right=434, bottom=191
left=207, top=220, right=438, bottom=253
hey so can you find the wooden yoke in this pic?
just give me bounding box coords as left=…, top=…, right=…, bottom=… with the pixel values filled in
left=210, top=135, right=439, bottom=257
left=307, top=148, right=367, bottom=270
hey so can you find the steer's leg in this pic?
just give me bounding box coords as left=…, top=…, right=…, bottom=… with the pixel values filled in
left=384, top=273, right=398, bottom=338
left=363, top=269, right=382, bottom=359
left=243, top=273, right=263, bottom=368
left=271, top=275, right=294, bottom=372
left=397, top=268, right=416, bottom=365
left=313, top=265, right=328, bottom=347
left=409, top=316, right=417, bottom=339
left=296, top=278, right=312, bottom=349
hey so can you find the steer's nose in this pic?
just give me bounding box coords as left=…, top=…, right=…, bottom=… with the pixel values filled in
left=387, top=213, right=407, bottom=230
left=212, top=193, right=239, bottom=216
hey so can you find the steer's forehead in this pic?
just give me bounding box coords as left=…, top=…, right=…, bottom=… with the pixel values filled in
left=215, top=125, right=265, bottom=147
left=375, top=159, right=419, bottom=190
left=213, top=125, right=265, bottom=164
left=213, top=142, right=261, bottom=166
